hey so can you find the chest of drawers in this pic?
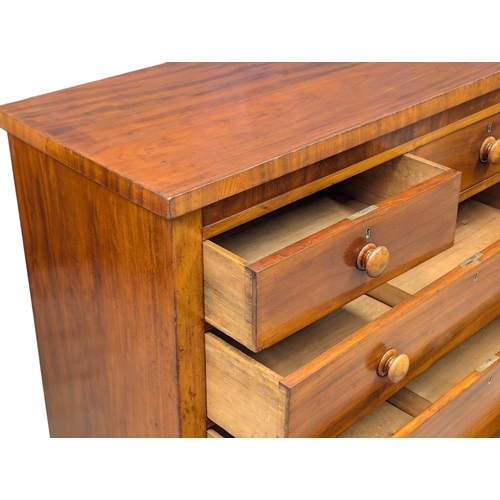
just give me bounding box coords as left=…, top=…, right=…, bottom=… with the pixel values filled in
left=2, top=62, right=500, bottom=437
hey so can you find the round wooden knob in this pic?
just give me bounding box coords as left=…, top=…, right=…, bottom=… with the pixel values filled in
left=377, top=348, right=410, bottom=384
left=479, top=136, right=500, bottom=164
left=356, top=243, right=390, bottom=278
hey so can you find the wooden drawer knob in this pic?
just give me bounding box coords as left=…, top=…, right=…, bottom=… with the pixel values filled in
left=479, top=136, right=500, bottom=164
left=356, top=243, right=390, bottom=278
left=377, top=348, right=410, bottom=384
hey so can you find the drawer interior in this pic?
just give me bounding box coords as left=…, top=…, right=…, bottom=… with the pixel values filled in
left=368, top=197, right=500, bottom=315
left=338, top=313, right=500, bottom=438
left=212, top=155, right=449, bottom=261
left=387, top=198, right=500, bottom=295
left=207, top=194, right=500, bottom=438
left=206, top=292, right=393, bottom=438
left=338, top=191, right=500, bottom=438
left=218, top=294, right=391, bottom=378
left=204, top=153, right=460, bottom=352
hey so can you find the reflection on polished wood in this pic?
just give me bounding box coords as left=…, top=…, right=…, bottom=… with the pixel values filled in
left=2, top=63, right=500, bottom=218
left=2, top=63, right=500, bottom=437
left=9, top=137, right=206, bottom=437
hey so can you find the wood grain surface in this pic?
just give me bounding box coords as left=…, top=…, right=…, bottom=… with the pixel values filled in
left=204, top=155, right=460, bottom=351
left=338, top=402, right=414, bottom=438
left=203, top=91, right=500, bottom=236
left=394, top=318, right=500, bottom=437
left=394, top=357, right=500, bottom=438
left=281, top=238, right=500, bottom=437
left=387, top=387, right=431, bottom=417
left=340, top=316, right=500, bottom=438
left=205, top=332, right=287, bottom=438
left=413, top=112, right=500, bottom=191
left=10, top=136, right=206, bottom=437
left=389, top=198, right=500, bottom=294
left=2, top=63, right=500, bottom=218
left=206, top=234, right=500, bottom=437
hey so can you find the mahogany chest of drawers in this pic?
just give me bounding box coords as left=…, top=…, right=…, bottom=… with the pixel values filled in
left=2, top=62, right=500, bottom=437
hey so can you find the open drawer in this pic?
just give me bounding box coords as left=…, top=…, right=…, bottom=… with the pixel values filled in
left=206, top=198, right=500, bottom=437
left=204, top=154, right=461, bottom=351
left=339, top=315, right=500, bottom=438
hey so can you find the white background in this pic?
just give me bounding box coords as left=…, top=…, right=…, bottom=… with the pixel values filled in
left=0, top=1, right=497, bottom=498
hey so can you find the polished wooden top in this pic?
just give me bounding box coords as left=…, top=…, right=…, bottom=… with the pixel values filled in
left=1, top=62, right=500, bottom=218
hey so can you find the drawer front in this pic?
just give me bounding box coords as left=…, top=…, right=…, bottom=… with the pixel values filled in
left=204, top=155, right=461, bottom=351
left=394, top=353, right=500, bottom=438
left=340, top=313, right=500, bottom=438
left=206, top=238, right=500, bottom=438
left=412, top=112, right=500, bottom=195
left=283, top=240, right=500, bottom=437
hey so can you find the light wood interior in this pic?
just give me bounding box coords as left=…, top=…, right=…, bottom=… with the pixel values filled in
left=404, top=318, right=500, bottom=402
left=207, top=429, right=224, bottom=438
left=212, top=155, right=446, bottom=262
left=206, top=332, right=287, bottom=438
left=212, top=192, right=364, bottom=261
left=389, top=198, right=500, bottom=294
left=341, top=196, right=500, bottom=438
left=206, top=293, right=392, bottom=438
left=338, top=399, right=414, bottom=438
left=207, top=196, right=500, bottom=438
left=337, top=154, right=448, bottom=205
left=222, top=295, right=391, bottom=377
left=248, top=197, right=500, bottom=378
left=338, top=307, right=500, bottom=438
left=203, top=241, right=253, bottom=348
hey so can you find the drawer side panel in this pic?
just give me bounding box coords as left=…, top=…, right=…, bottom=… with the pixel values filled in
left=205, top=333, right=287, bottom=437
left=204, top=241, right=254, bottom=349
